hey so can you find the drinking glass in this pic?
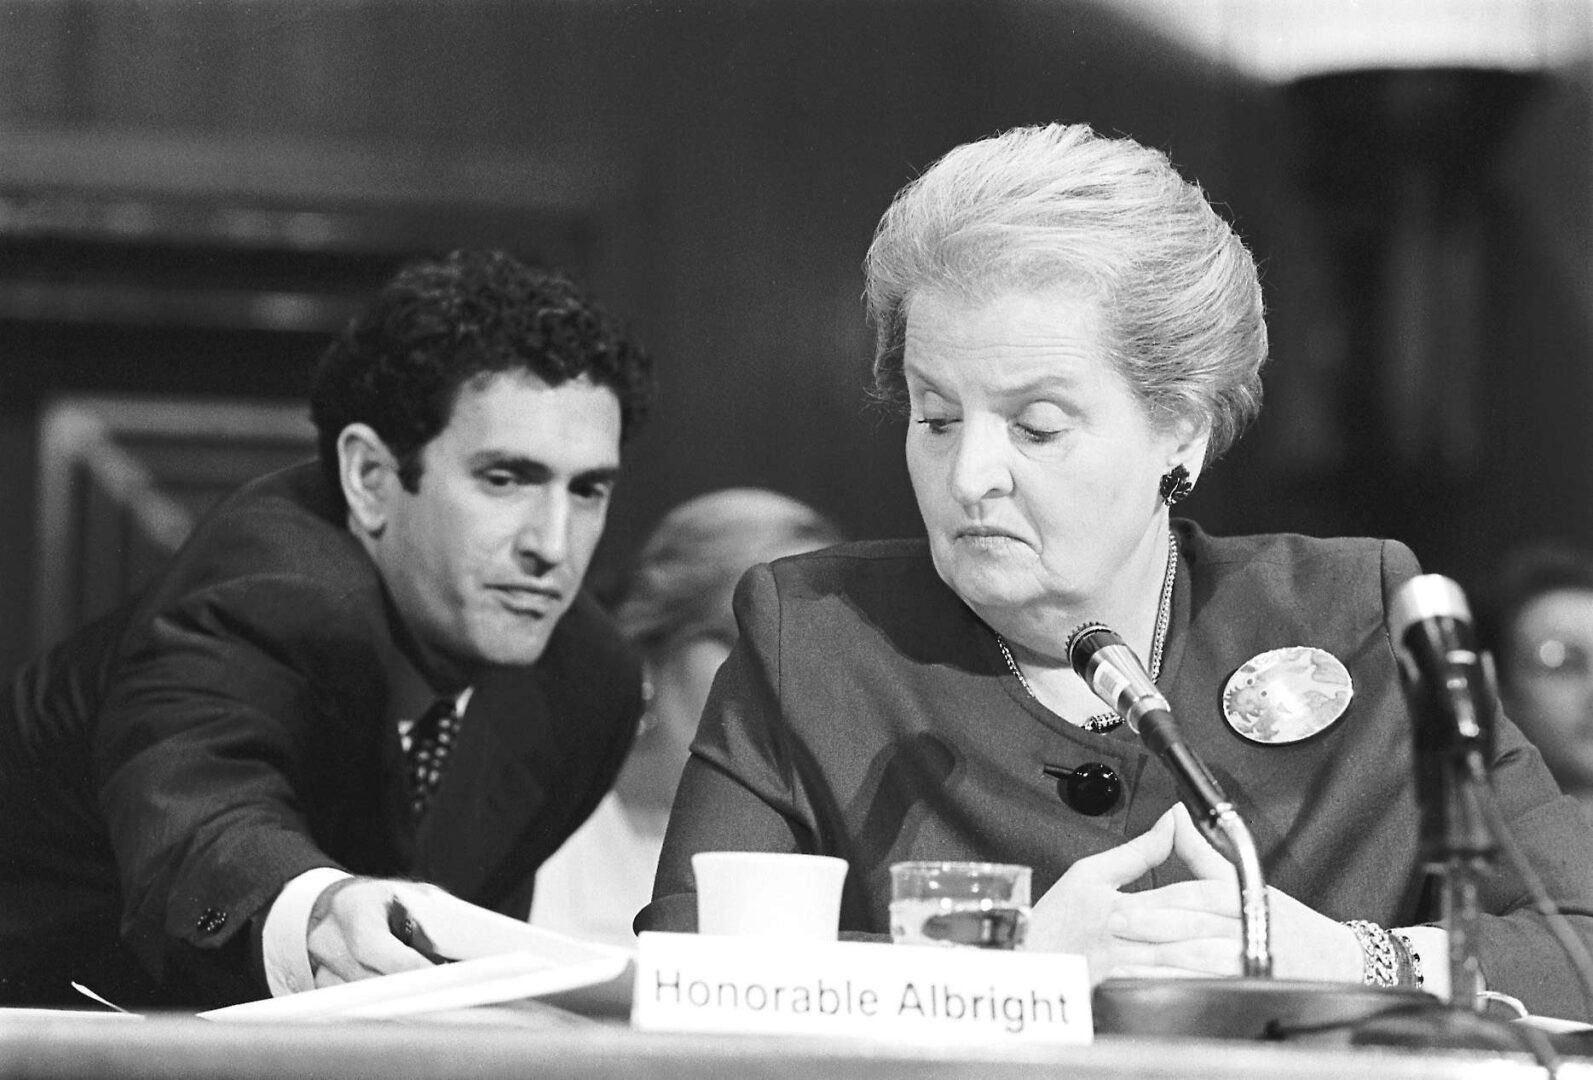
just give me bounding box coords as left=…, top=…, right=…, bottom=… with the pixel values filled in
left=889, top=861, right=1031, bottom=950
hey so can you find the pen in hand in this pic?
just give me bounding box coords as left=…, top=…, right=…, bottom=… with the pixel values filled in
left=387, top=898, right=458, bottom=965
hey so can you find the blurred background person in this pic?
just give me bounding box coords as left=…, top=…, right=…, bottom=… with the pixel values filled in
left=1484, top=543, right=1593, bottom=820
left=530, top=488, right=843, bottom=947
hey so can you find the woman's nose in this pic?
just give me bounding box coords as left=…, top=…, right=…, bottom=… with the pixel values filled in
left=947, top=421, right=1014, bottom=505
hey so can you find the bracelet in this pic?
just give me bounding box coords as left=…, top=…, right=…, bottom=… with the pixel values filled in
left=1344, top=919, right=1400, bottom=987
left=1392, top=929, right=1425, bottom=989
left=1387, top=927, right=1414, bottom=986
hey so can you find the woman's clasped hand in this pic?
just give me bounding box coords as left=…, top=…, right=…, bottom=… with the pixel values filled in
left=1028, top=805, right=1361, bottom=984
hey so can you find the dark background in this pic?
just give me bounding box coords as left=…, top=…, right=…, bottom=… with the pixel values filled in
left=1, top=0, right=1590, bottom=679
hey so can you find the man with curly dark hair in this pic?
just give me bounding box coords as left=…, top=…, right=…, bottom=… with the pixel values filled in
left=0, top=250, right=656, bottom=1008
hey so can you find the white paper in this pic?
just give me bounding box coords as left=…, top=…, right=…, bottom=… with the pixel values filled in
left=201, top=899, right=633, bottom=1022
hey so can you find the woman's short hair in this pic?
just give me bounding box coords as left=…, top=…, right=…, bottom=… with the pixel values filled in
left=864, top=122, right=1268, bottom=461
left=613, top=489, right=845, bottom=654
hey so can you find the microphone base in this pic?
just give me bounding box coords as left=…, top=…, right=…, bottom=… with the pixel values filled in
left=1092, top=977, right=1438, bottom=1044
left=1348, top=1002, right=1547, bottom=1054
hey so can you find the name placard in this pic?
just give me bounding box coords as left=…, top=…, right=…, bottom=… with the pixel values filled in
left=630, top=932, right=1092, bottom=1044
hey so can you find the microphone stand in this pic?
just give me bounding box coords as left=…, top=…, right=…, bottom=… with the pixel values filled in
left=1440, top=751, right=1493, bottom=1012
left=1148, top=723, right=1271, bottom=977
left=1214, top=805, right=1272, bottom=979
left=1072, top=626, right=1432, bottom=1042
left=1349, top=580, right=1553, bottom=1057
left=1344, top=779, right=1537, bottom=1055
left=1092, top=758, right=1433, bottom=1043
left=1346, top=707, right=1532, bottom=1052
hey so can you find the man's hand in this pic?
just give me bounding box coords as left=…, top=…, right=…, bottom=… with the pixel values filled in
left=1028, top=805, right=1363, bottom=984
left=305, top=877, right=460, bottom=988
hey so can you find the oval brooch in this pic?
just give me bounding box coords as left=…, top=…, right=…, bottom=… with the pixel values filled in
left=1221, top=646, right=1353, bottom=744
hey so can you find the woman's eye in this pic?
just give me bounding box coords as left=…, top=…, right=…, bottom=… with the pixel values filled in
left=914, top=417, right=958, bottom=435
left=1014, top=404, right=1067, bottom=445
left=1015, top=424, right=1062, bottom=444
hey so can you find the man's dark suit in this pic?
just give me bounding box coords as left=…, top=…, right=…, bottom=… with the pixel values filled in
left=0, top=464, right=642, bottom=1008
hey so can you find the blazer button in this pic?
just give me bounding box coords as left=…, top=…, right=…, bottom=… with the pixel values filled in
left=196, top=908, right=228, bottom=935
left=1042, top=761, right=1123, bottom=816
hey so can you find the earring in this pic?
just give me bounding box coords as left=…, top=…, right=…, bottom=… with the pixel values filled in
left=1159, top=464, right=1194, bottom=507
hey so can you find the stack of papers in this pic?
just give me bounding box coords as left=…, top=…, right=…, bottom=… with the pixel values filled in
left=201, top=895, right=633, bottom=1022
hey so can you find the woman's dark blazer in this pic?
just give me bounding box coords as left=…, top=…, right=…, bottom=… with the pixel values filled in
left=641, top=522, right=1593, bottom=1020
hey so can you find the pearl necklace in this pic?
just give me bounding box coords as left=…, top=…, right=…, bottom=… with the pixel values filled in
left=995, top=530, right=1179, bottom=733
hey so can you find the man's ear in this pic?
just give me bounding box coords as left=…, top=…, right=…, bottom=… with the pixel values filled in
left=338, top=424, right=399, bottom=537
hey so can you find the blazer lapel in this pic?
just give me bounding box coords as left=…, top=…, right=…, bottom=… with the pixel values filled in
left=411, top=665, right=552, bottom=900
left=405, top=593, right=643, bottom=910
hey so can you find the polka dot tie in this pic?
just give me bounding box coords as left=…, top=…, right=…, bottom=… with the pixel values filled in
left=407, top=697, right=462, bottom=819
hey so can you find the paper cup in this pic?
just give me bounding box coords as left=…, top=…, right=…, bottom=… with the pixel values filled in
left=692, top=851, right=848, bottom=940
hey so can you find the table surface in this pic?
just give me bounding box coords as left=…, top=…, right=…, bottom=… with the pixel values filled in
left=0, top=1012, right=1583, bottom=1080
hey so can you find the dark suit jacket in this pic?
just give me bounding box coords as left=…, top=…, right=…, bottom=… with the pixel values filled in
left=640, top=524, right=1593, bottom=1020
left=0, top=464, right=641, bottom=1008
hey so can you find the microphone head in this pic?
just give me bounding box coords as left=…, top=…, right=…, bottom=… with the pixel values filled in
left=1064, top=622, right=1118, bottom=678
left=1389, top=574, right=1473, bottom=644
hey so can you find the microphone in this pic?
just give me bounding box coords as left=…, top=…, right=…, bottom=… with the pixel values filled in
left=1065, top=623, right=1231, bottom=837
left=1387, top=574, right=1497, bottom=1008
left=1387, top=574, right=1496, bottom=867
left=1387, top=574, right=1493, bottom=764
left=1065, top=621, right=1273, bottom=978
